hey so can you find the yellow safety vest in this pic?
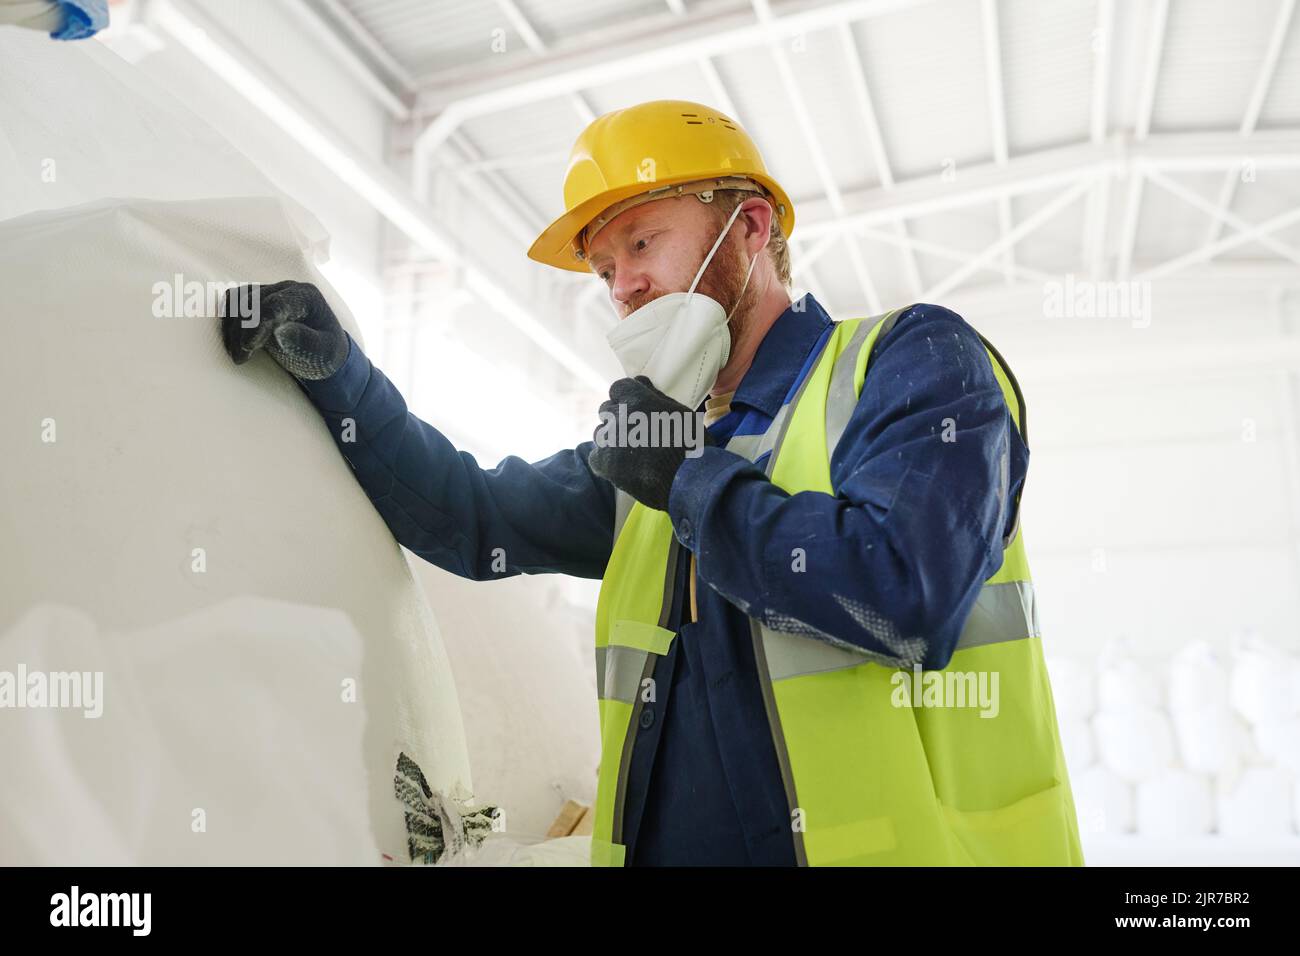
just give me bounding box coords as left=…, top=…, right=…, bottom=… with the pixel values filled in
left=591, top=309, right=1085, bottom=866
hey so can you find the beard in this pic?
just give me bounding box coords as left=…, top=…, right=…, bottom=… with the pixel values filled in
left=620, top=228, right=759, bottom=352
left=693, top=229, right=758, bottom=354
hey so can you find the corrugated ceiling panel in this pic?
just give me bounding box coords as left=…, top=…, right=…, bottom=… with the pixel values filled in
left=1258, top=12, right=1300, bottom=127
left=857, top=233, right=920, bottom=311
left=1129, top=171, right=1225, bottom=266
left=908, top=201, right=1004, bottom=293
left=709, top=46, right=826, bottom=207
left=784, top=25, right=885, bottom=195
left=581, top=62, right=719, bottom=116
left=1219, top=171, right=1300, bottom=259
left=853, top=0, right=994, bottom=181
left=1008, top=185, right=1088, bottom=275
left=339, top=0, right=533, bottom=75
left=515, top=0, right=668, bottom=47
left=1000, top=0, right=1095, bottom=154
left=455, top=98, right=584, bottom=246
left=1151, top=0, right=1284, bottom=132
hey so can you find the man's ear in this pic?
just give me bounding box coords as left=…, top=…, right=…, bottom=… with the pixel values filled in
left=740, top=198, right=774, bottom=252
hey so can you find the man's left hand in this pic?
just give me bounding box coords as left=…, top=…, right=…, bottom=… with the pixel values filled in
left=588, top=376, right=716, bottom=511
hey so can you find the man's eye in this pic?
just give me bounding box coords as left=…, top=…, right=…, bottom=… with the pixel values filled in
left=635, top=237, right=650, bottom=251
left=599, top=269, right=612, bottom=282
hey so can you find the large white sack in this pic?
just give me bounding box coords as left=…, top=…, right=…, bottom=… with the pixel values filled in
left=1093, top=708, right=1176, bottom=783
left=0, top=197, right=473, bottom=864
left=1229, top=640, right=1299, bottom=726
left=0, top=601, right=375, bottom=864
left=1134, top=769, right=1214, bottom=839
left=1167, top=641, right=1231, bottom=716
left=1170, top=706, right=1250, bottom=777
left=1056, top=714, right=1096, bottom=773
left=1096, top=640, right=1162, bottom=713
left=1216, top=768, right=1296, bottom=838
left=1253, top=717, right=1300, bottom=776
left=1044, top=655, right=1096, bottom=720
left=1072, top=764, right=1134, bottom=835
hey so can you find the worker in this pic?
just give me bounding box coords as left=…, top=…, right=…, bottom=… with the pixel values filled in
left=221, top=99, right=1084, bottom=867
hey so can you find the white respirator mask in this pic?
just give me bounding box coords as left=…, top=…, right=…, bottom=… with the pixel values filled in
left=604, top=199, right=758, bottom=411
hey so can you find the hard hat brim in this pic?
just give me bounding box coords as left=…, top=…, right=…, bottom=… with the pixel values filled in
left=527, top=172, right=795, bottom=273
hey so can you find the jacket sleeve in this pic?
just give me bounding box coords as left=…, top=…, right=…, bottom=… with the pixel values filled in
left=295, top=333, right=616, bottom=581
left=666, top=304, right=1028, bottom=670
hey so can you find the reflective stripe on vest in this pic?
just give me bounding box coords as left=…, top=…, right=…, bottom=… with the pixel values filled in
left=590, top=308, right=1084, bottom=867
left=728, top=308, right=1040, bottom=684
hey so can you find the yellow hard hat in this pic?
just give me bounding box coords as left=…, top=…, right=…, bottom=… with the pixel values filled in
left=527, top=99, right=795, bottom=272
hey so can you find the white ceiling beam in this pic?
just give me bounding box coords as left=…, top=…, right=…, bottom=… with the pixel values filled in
left=1083, top=172, right=1110, bottom=278
left=454, top=149, right=571, bottom=174
left=1134, top=204, right=1300, bottom=281
left=751, top=0, right=881, bottom=314
left=445, top=131, right=548, bottom=244
left=793, top=253, right=833, bottom=313
left=313, top=0, right=416, bottom=92
left=151, top=0, right=608, bottom=394
left=837, top=22, right=923, bottom=299
left=1115, top=167, right=1145, bottom=281
left=1199, top=0, right=1295, bottom=247
left=1116, top=0, right=1166, bottom=279
left=1089, top=0, right=1114, bottom=145
left=496, top=0, right=546, bottom=52
left=493, top=0, right=597, bottom=126
left=979, top=0, right=1015, bottom=286
left=857, top=224, right=1054, bottom=284
left=697, top=55, right=741, bottom=121
left=1081, top=0, right=1113, bottom=279
left=661, top=0, right=741, bottom=120
left=1144, top=166, right=1300, bottom=267
left=791, top=232, right=843, bottom=281
left=412, top=0, right=940, bottom=160
left=282, top=0, right=409, bottom=119
left=836, top=23, right=893, bottom=186
left=793, top=134, right=1300, bottom=243
left=1133, top=0, right=1168, bottom=140
left=922, top=177, right=1094, bottom=300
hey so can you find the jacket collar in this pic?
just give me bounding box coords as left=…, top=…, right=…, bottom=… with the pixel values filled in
left=730, top=292, right=834, bottom=418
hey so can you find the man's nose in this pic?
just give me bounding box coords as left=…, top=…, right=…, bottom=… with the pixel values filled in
left=611, top=268, right=650, bottom=314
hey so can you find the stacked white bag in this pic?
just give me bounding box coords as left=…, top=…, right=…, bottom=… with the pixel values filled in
left=1053, top=637, right=1299, bottom=842
left=1218, top=640, right=1299, bottom=838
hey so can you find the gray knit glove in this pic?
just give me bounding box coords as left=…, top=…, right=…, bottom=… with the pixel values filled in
left=589, top=376, right=717, bottom=512
left=220, top=280, right=349, bottom=381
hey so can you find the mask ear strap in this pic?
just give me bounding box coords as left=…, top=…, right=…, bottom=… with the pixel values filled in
left=687, top=200, right=747, bottom=296
left=726, top=247, right=760, bottom=322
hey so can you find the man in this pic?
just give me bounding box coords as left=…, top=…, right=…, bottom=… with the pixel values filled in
left=222, top=100, right=1083, bottom=867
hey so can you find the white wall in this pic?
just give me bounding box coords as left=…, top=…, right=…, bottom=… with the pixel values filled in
left=948, top=280, right=1300, bottom=659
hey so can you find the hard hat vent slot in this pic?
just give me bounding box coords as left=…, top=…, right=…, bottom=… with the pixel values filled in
left=679, top=110, right=738, bottom=131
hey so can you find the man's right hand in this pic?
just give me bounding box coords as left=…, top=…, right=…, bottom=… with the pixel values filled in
left=220, top=280, right=349, bottom=381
